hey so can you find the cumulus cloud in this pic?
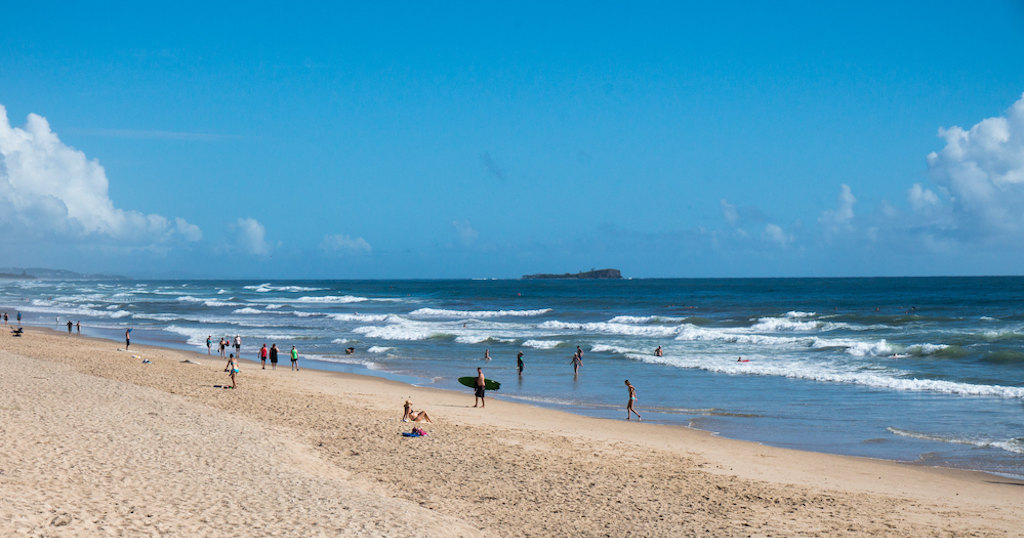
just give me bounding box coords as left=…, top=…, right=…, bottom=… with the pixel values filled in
left=818, top=184, right=856, bottom=233
left=231, top=217, right=269, bottom=256
left=320, top=233, right=371, bottom=254
left=762, top=223, right=793, bottom=247
left=925, top=92, right=1024, bottom=238
left=907, top=183, right=940, bottom=213
left=452, top=219, right=479, bottom=245
left=0, top=105, right=201, bottom=244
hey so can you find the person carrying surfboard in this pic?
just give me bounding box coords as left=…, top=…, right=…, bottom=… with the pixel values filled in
left=473, top=367, right=486, bottom=408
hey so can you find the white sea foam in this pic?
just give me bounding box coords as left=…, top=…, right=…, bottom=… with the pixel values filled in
left=353, top=322, right=446, bottom=341
left=265, top=304, right=284, bottom=310
left=786, top=311, right=816, bottom=318
left=331, top=338, right=351, bottom=344
left=233, top=307, right=263, bottom=315
left=176, top=295, right=204, bottom=302
left=624, top=352, right=1024, bottom=399
left=540, top=320, right=681, bottom=337
left=327, top=313, right=399, bottom=323
left=203, top=300, right=234, bottom=307
left=751, top=317, right=823, bottom=332
left=522, top=339, right=563, bottom=349
left=887, top=427, right=1024, bottom=455
left=244, top=283, right=324, bottom=293
left=293, top=295, right=369, bottom=304
left=590, top=343, right=638, bottom=354
left=409, top=307, right=553, bottom=319
left=607, top=315, right=687, bottom=324
left=367, top=346, right=393, bottom=353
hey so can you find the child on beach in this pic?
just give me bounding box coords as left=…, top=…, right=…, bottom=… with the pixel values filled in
left=625, top=380, right=642, bottom=421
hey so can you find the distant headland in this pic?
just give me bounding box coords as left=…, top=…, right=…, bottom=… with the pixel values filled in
left=0, top=267, right=130, bottom=280
left=522, top=268, right=622, bottom=280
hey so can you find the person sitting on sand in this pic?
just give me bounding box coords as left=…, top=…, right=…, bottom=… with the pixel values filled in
left=225, top=353, right=239, bottom=389
left=402, top=400, right=433, bottom=423
left=625, top=380, right=642, bottom=421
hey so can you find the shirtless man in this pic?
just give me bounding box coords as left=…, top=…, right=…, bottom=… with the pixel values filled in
left=473, top=367, right=486, bottom=408
left=655, top=346, right=663, bottom=357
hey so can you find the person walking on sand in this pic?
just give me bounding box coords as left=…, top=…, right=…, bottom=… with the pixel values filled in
left=625, top=380, right=642, bottom=421
left=269, top=343, right=279, bottom=369
left=125, top=328, right=132, bottom=349
left=76, top=321, right=80, bottom=335
left=207, top=336, right=212, bottom=355
left=516, top=351, right=524, bottom=376
left=571, top=348, right=583, bottom=375
left=290, top=345, right=299, bottom=371
left=259, top=343, right=268, bottom=369
left=66, top=320, right=73, bottom=334
left=225, top=353, right=239, bottom=389
left=473, top=367, right=486, bottom=408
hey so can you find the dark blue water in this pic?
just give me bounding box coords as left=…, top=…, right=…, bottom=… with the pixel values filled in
left=3, top=276, right=1022, bottom=478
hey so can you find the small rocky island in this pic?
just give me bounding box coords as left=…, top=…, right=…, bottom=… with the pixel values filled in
left=522, top=268, right=622, bottom=280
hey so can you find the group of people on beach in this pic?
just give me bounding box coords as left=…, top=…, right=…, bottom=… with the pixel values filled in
left=204, top=335, right=300, bottom=389
left=473, top=344, right=641, bottom=420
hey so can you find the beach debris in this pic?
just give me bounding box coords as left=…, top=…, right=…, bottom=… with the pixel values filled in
left=181, top=359, right=200, bottom=364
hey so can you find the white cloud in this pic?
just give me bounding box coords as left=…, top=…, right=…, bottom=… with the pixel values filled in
left=320, top=233, right=371, bottom=254
left=907, top=183, right=940, bottom=213
left=762, top=224, right=793, bottom=247
left=818, top=184, right=856, bottom=233
left=452, top=219, right=478, bottom=245
left=231, top=217, right=269, bottom=256
left=926, top=92, right=1024, bottom=237
left=720, top=199, right=740, bottom=226
left=0, top=105, right=201, bottom=244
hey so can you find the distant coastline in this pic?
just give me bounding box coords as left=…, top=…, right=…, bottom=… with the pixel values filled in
left=522, top=268, right=622, bottom=280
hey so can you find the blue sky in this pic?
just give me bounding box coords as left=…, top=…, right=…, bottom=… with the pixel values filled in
left=2, top=2, right=1024, bottom=278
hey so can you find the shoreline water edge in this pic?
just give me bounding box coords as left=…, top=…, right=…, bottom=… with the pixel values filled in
left=2, top=276, right=1023, bottom=481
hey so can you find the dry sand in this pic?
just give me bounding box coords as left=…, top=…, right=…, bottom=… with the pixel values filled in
left=1, top=327, right=1022, bottom=536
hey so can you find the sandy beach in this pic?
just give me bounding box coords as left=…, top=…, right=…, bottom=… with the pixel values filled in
left=1, top=327, right=1022, bottom=536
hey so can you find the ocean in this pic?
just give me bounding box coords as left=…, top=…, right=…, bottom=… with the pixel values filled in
left=2, top=276, right=1022, bottom=478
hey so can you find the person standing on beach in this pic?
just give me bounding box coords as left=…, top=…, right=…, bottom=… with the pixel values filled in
left=516, top=351, right=524, bottom=376
left=207, top=336, right=212, bottom=355
left=225, top=353, right=239, bottom=389
left=259, top=343, right=268, bottom=369
left=66, top=320, right=73, bottom=334
left=269, top=344, right=279, bottom=369
left=3, top=312, right=7, bottom=325
left=17, top=311, right=22, bottom=325
left=234, top=335, right=242, bottom=359
left=473, top=367, right=486, bottom=408
left=219, top=337, right=227, bottom=358
left=290, top=345, right=299, bottom=371
left=76, top=321, right=80, bottom=334
left=125, top=328, right=131, bottom=350
left=625, top=380, right=642, bottom=421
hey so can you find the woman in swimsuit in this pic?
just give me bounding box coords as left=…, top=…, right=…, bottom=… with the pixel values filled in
left=402, top=400, right=433, bottom=423
left=225, top=353, right=239, bottom=389
left=625, top=380, right=641, bottom=421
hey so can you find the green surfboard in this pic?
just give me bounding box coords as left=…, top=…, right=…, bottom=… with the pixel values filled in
left=458, top=376, right=500, bottom=391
